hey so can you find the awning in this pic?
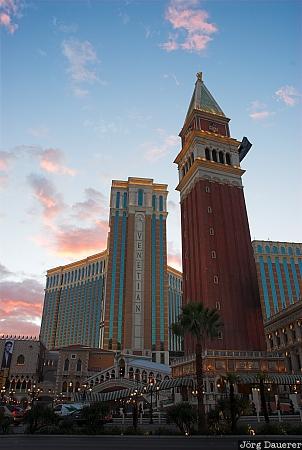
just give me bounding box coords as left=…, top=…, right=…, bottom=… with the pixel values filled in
left=74, top=377, right=194, bottom=403
left=239, top=373, right=302, bottom=385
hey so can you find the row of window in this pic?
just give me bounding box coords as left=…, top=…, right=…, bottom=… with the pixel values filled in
left=47, top=262, right=106, bottom=288
left=63, top=358, right=82, bottom=372
left=205, top=148, right=232, bottom=165
left=168, top=275, right=182, bottom=290
left=115, top=190, right=165, bottom=211
left=257, top=245, right=301, bottom=256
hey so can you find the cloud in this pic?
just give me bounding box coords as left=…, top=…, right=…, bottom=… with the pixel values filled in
left=39, top=148, right=76, bottom=176
left=167, top=241, right=182, bottom=271
left=143, top=129, right=179, bottom=162
left=0, top=263, right=12, bottom=280
left=0, top=277, right=44, bottom=337
left=161, top=0, right=217, bottom=53
left=62, top=38, right=99, bottom=82
left=163, top=73, right=180, bottom=86
left=27, top=125, right=49, bottom=138
left=72, top=188, right=108, bottom=221
left=52, top=16, right=78, bottom=33
left=27, top=173, right=65, bottom=222
left=0, top=0, right=22, bottom=34
left=0, top=150, right=14, bottom=171
left=50, top=220, right=108, bottom=258
left=248, top=100, right=274, bottom=121
left=275, top=85, right=301, bottom=106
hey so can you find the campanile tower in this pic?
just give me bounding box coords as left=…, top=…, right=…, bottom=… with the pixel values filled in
left=175, top=73, right=265, bottom=352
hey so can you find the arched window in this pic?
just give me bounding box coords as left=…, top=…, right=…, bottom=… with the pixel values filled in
left=68, top=381, right=73, bottom=393
left=64, top=359, right=69, bottom=371
left=211, top=250, right=216, bottom=259
left=159, top=196, right=164, bottom=212
left=265, top=245, right=270, bottom=253
left=138, top=189, right=144, bottom=206
left=21, top=380, right=26, bottom=391
left=296, top=247, right=301, bottom=256
left=62, top=381, right=67, bottom=393
left=17, top=355, right=25, bottom=365
left=75, top=381, right=80, bottom=392
left=71, top=271, right=74, bottom=282
left=135, top=369, right=140, bottom=381
left=272, top=246, right=278, bottom=254
left=257, top=245, right=263, bottom=253
left=225, top=153, right=231, bottom=165
left=281, top=246, right=286, bottom=254
left=149, top=372, right=154, bottom=384
left=115, top=191, right=120, bottom=208
left=129, top=367, right=134, bottom=380
left=76, top=359, right=82, bottom=372
left=96, top=262, right=99, bottom=274
left=142, top=370, right=147, bottom=383
left=111, top=370, right=115, bottom=379
left=219, top=151, right=224, bottom=164
left=16, top=380, right=21, bottom=390
left=212, top=149, right=217, bottom=162
left=214, top=275, right=219, bottom=284
left=82, top=268, right=85, bottom=278
left=205, top=148, right=210, bottom=161
left=88, top=265, right=91, bottom=277
left=92, top=264, right=95, bottom=276
left=288, top=247, right=293, bottom=255
left=105, top=372, right=110, bottom=380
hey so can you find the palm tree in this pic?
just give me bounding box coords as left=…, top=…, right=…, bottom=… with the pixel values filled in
left=225, top=373, right=240, bottom=433
left=171, top=302, right=223, bottom=433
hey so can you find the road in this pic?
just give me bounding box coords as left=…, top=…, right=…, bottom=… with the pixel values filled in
left=1, top=436, right=302, bottom=450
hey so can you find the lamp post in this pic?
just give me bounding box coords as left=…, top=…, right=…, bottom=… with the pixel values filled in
left=149, top=379, right=155, bottom=424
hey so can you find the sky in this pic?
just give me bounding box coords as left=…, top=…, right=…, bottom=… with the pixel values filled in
left=0, top=0, right=301, bottom=338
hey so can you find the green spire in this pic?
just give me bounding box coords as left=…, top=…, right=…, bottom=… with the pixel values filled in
left=185, top=72, right=225, bottom=121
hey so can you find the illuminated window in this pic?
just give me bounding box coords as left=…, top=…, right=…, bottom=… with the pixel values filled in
left=209, top=227, right=214, bottom=235
left=214, top=275, right=219, bottom=284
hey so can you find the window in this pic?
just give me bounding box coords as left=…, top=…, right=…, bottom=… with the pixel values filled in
left=288, top=247, right=293, bottom=255
left=123, top=192, right=127, bottom=208
left=76, top=359, right=82, bottom=372
left=115, top=191, right=120, bottom=208
left=205, top=148, right=210, bottom=161
left=207, top=206, right=212, bottom=213
left=16, top=355, right=25, bottom=365
left=138, top=189, right=144, bottom=206
left=218, top=331, right=223, bottom=340
left=265, top=245, right=270, bottom=253
left=159, top=195, right=164, bottom=212
left=152, top=194, right=157, bottom=210
left=214, top=275, right=219, bottom=284
left=219, top=151, right=224, bottom=164
left=215, top=301, right=221, bottom=310
left=205, top=186, right=210, bottom=193
left=209, top=227, right=214, bottom=235
left=225, top=153, right=231, bottom=165
left=160, top=353, right=165, bottom=364
left=211, top=250, right=216, bottom=259
left=64, top=359, right=69, bottom=371
left=212, top=149, right=217, bottom=162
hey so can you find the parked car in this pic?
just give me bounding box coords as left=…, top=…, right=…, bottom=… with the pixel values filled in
left=6, top=405, right=25, bottom=424
left=53, top=403, right=84, bottom=417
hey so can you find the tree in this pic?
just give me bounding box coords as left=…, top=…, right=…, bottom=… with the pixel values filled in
left=81, top=401, right=110, bottom=434
left=225, top=373, right=240, bottom=433
left=171, top=302, right=223, bottom=432
left=166, top=402, right=197, bottom=435
left=25, top=403, right=58, bottom=434
left=257, top=372, right=269, bottom=424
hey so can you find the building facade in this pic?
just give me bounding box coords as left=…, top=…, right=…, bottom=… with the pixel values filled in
left=40, top=251, right=107, bottom=350
left=173, top=72, right=265, bottom=352
left=253, top=241, right=302, bottom=373
left=0, top=336, right=45, bottom=401
left=167, top=266, right=183, bottom=356
left=102, top=178, right=169, bottom=364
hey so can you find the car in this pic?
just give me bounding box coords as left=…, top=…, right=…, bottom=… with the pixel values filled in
left=6, top=405, right=25, bottom=424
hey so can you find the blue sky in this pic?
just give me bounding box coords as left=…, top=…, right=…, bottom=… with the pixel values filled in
left=0, top=0, right=301, bottom=336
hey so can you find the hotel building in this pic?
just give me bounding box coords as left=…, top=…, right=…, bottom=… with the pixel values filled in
left=102, top=178, right=169, bottom=364
left=40, top=251, right=107, bottom=349
left=253, top=241, right=302, bottom=373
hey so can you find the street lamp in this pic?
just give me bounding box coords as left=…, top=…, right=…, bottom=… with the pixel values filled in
left=149, top=378, right=155, bottom=424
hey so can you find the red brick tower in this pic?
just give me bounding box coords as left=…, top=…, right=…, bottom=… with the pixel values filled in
left=175, top=73, right=265, bottom=352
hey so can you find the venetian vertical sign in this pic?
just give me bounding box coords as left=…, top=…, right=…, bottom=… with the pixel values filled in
left=133, top=213, right=145, bottom=350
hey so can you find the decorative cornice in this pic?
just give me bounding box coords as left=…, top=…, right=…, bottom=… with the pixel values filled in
left=47, top=250, right=108, bottom=275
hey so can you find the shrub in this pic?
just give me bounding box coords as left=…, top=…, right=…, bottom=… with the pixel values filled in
left=25, top=403, right=58, bottom=434
left=166, top=402, right=197, bottom=435
left=81, top=401, right=110, bottom=434
left=258, top=422, right=288, bottom=435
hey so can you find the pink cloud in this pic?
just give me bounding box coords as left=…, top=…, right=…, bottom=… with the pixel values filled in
left=248, top=100, right=274, bottom=121
left=143, top=131, right=178, bottom=162
left=53, top=220, right=108, bottom=258
left=27, top=173, right=65, bottom=221
left=275, top=85, right=301, bottom=106
left=161, top=0, right=217, bottom=53
left=39, top=148, right=76, bottom=176
left=0, top=277, right=44, bottom=337
left=0, top=0, right=21, bottom=34
left=72, top=187, right=108, bottom=220
left=167, top=241, right=182, bottom=272
left=0, top=150, right=14, bottom=171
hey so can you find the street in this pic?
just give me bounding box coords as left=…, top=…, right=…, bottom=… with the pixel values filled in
left=1, top=436, right=302, bottom=450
